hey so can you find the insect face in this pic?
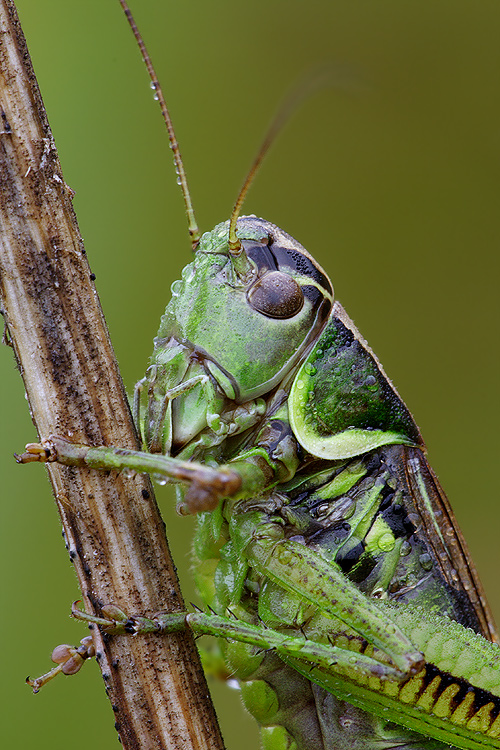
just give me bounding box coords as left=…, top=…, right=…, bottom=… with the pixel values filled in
left=153, top=216, right=333, bottom=406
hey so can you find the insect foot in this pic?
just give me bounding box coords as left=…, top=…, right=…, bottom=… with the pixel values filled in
left=26, top=635, right=95, bottom=693
left=15, top=436, right=82, bottom=465
left=14, top=440, right=55, bottom=464
left=26, top=602, right=189, bottom=694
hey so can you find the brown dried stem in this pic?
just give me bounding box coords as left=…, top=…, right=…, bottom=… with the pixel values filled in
left=0, top=2, right=224, bottom=748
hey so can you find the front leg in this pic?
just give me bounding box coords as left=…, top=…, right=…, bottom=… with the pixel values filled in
left=16, top=436, right=243, bottom=512
left=16, top=421, right=294, bottom=513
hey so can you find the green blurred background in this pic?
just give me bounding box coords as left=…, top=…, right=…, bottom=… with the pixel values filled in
left=2, top=1, right=499, bottom=747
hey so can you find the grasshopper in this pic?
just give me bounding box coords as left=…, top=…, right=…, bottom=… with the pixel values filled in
left=8, top=1, right=500, bottom=746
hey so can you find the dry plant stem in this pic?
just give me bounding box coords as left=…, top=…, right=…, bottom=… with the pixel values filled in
left=0, top=3, right=224, bottom=749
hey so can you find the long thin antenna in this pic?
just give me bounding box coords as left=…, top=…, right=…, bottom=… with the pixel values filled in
left=227, top=98, right=294, bottom=255
left=228, top=65, right=361, bottom=255
left=118, top=0, right=200, bottom=249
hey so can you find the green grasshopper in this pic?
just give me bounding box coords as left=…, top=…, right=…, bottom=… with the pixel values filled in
left=18, top=2, right=499, bottom=749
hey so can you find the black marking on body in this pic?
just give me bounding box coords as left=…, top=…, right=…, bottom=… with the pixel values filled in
left=244, top=239, right=332, bottom=295
left=406, top=663, right=500, bottom=725
left=335, top=542, right=366, bottom=574
left=381, top=501, right=416, bottom=538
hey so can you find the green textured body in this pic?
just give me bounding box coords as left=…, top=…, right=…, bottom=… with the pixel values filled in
left=44, top=216, right=498, bottom=748
left=147, top=218, right=497, bottom=749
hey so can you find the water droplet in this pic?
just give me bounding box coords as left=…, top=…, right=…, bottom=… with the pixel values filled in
left=340, top=717, right=354, bottom=729
left=378, top=533, right=395, bottom=552
left=153, top=473, right=168, bottom=486
left=170, top=280, right=182, bottom=296
left=419, top=553, right=433, bottom=571
left=400, top=540, right=411, bottom=557
left=120, top=468, right=136, bottom=480
left=296, top=380, right=304, bottom=390
left=181, top=263, right=195, bottom=282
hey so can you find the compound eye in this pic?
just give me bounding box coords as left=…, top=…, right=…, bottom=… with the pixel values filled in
left=247, top=271, right=304, bottom=319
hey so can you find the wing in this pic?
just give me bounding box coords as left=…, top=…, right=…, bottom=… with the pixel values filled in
left=397, top=444, right=497, bottom=643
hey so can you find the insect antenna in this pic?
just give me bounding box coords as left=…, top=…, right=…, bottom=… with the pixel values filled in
left=118, top=0, right=200, bottom=249
left=227, top=92, right=298, bottom=256
left=228, top=65, right=364, bottom=257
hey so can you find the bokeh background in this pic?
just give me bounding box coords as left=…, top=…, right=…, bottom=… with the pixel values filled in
left=3, top=1, right=499, bottom=748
